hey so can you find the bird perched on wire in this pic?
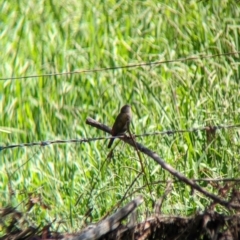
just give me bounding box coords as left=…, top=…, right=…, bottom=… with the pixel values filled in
left=108, top=104, right=132, bottom=148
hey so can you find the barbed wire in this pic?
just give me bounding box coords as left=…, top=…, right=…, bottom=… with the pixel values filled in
left=1, top=123, right=239, bottom=151
left=0, top=51, right=239, bottom=81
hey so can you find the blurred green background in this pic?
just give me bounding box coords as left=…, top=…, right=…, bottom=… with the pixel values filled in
left=0, top=0, right=239, bottom=233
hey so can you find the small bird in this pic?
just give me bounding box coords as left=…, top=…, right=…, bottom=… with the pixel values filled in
left=108, top=104, right=132, bottom=148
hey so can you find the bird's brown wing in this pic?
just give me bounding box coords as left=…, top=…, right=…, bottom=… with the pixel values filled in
left=111, top=112, right=130, bottom=136
left=108, top=112, right=130, bottom=148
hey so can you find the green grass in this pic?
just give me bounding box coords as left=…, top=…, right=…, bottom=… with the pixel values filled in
left=0, top=0, right=239, bottom=234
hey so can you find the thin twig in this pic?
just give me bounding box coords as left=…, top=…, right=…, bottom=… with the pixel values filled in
left=100, top=171, right=143, bottom=221
left=128, top=127, right=153, bottom=199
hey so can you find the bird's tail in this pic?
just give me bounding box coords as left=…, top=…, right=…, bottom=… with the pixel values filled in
left=108, top=138, right=114, bottom=148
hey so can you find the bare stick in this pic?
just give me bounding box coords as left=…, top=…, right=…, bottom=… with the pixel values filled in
left=64, top=196, right=144, bottom=240
left=86, top=117, right=240, bottom=209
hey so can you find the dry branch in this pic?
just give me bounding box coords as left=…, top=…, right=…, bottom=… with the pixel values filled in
left=64, top=196, right=143, bottom=240
left=86, top=117, right=240, bottom=210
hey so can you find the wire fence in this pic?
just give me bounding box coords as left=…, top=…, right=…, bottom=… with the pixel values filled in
left=0, top=51, right=239, bottom=81
left=1, top=51, right=239, bottom=151
left=1, top=122, right=239, bottom=151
